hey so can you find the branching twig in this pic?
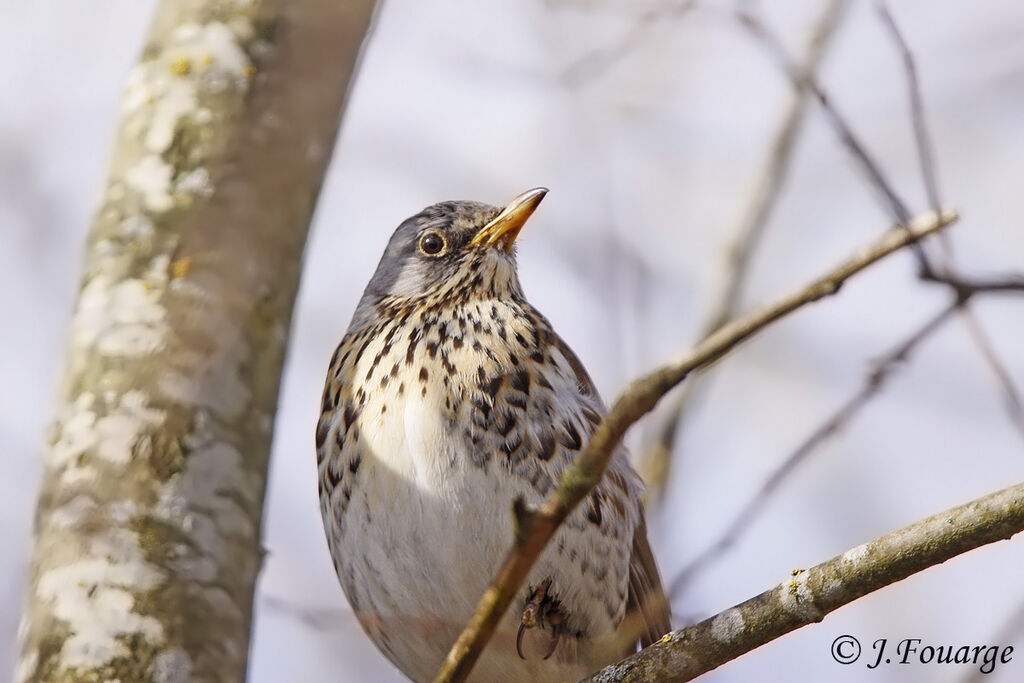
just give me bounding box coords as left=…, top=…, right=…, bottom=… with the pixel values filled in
left=668, top=298, right=962, bottom=598
left=746, top=2, right=1024, bottom=449
left=638, top=0, right=851, bottom=499
left=584, top=479, right=1024, bottom=682
left=737, top=10, right=913, bottom=227
left=433, top=209, right=957, bottom=683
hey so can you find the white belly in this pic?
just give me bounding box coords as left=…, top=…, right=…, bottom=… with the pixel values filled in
left=330, top=391, right=604, bottom=683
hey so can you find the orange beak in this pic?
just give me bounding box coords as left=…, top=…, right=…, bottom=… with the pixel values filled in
left=467, top=187, right=548, bottom=252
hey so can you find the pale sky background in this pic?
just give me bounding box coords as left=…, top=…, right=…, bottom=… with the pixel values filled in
left=4, top=1, right=1024, bottom=681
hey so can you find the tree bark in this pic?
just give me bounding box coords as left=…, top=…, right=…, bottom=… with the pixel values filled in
left=16, top=1, right=377, bottom=681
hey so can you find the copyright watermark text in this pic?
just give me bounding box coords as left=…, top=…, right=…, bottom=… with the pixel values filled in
left=831, top=635, right=1014, bottom=674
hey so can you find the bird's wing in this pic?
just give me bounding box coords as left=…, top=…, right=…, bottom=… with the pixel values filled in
left=626, top=511, right=672, bottom=648
left=550, top=331, right=672, bottom=648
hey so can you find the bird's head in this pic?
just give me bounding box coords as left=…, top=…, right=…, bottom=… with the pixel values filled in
left=348, top=188, right=547, bottom=332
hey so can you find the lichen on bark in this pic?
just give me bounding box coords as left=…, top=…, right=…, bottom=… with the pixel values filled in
left=17, top=1, right=378, bottom=681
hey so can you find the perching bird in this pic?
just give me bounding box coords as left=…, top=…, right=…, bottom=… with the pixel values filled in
left=316, top=189, right=670, bottom=682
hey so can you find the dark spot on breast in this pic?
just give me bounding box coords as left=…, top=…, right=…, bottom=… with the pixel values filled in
left=427, top=341, right=438, bottom=358
left=441, top=351, right=456, bottom=375
left=453, top=336, right=464, bottom=349
left=419, top=367, right=429, bottom=382
left=582, top=405, right=601, bottom=427
left=506, top=393, right=527, bottom=410
left=343, top=402, right=358, bottom=430
left=509, top=369, right=530, bottom=393
left=405, top=329, right=421, bottom=365
left=472, top=397, right=492, bottom=422
left=481, top=374, right=503, bottom=399
left=494, top=411, right=517, bottom=436
left=587, top=494, right=603, bottom=527
left=558, top=420, right=582, bottom=451
left=500, top=434, right=522, bottom=457
left=349, top=455, right=361, bottom=474
left=537, top=432, right=556, bottom=461
left=477, top=366, right=486, bottom=382
left=327, top=463, right=343, bottom=488
left=315, top=416, right=330, bottom=448
left=530, top=350, right=545, bottom=363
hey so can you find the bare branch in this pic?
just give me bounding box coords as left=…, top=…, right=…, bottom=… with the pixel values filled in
left=922, top=270, right=1024, bottom=295
left=584, top=479, right=1024, bottom=682
left=639, top=0, right=851, bottom=499
left=737, top=10, right=913, bottom=226
left=668, top=299, right=962, bottom=598
left=433, top=208, right=958, bottom=683
left=875, top=1, right=943, bottom=213
left=959, top=307, right=1024, bottom=444
left=873, top=3, right=1024, bottom=445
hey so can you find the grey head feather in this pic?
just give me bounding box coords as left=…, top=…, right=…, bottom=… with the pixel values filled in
left=346, top=200, right=504, bottom=334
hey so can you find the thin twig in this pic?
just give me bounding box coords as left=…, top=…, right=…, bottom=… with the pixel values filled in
left=874, top=3, right=1024, bottom=444
left=737, top=10, right=913, bottom=226
left=875, top=1, right=942, bottom=213
left=583, top=479, right=1024, bottom=682
left=959, top=308, right=1024, bottom=444
left=432, top=209, right=957, bottom=683
left=668, top=299, right=962, bottom=599
left=750, top=4, right=1024, bottom=450
left=638, top=0, right=851, bottom=499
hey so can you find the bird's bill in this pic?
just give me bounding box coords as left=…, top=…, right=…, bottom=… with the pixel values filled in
left=468, top=187, right=548, bottom=251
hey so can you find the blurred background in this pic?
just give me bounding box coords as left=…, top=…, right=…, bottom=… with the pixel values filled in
left=4, top=0, right=1024, bottom=681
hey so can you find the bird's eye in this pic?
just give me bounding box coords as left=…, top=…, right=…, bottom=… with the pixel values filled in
left=419, top=231, right=446, bottom=256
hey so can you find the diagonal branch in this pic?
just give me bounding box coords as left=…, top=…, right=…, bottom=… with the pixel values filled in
left=583, top=479, right=1024, bottom=682
left=737, top=9, right=913, bottom=227
left=668, top=298, right=962, bottom=598
left=639, top=0, right=851, bottom=500
left=433, top=208, right=958, bottom=683
left=875, top=1, right=943, bottom=214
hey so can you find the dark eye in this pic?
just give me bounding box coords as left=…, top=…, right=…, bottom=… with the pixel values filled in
left=419, top=231, right=446, bottom=256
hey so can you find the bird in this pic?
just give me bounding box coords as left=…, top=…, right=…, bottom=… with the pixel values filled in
left=316, top=188, right=671, bottom=682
